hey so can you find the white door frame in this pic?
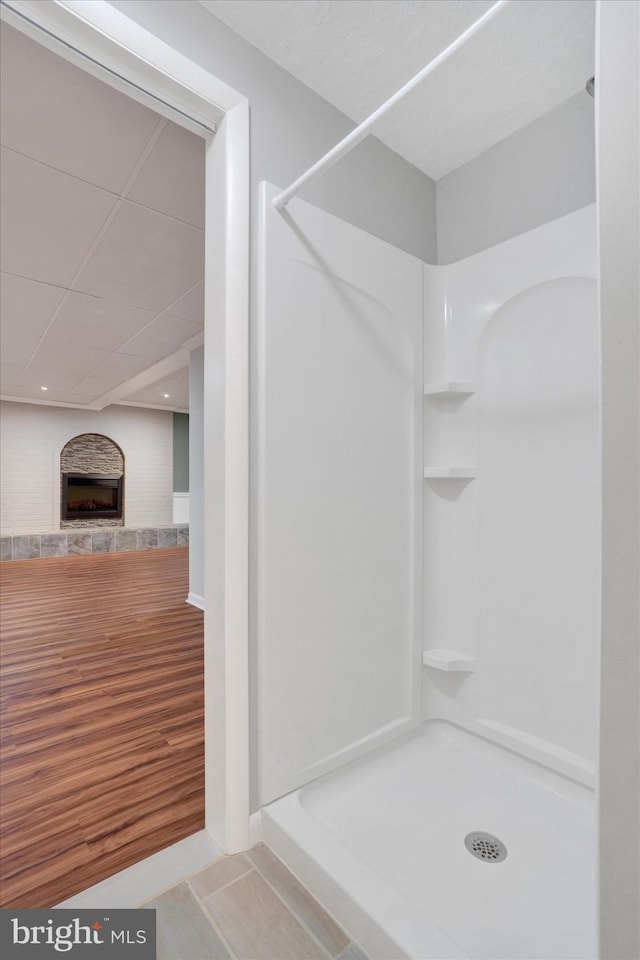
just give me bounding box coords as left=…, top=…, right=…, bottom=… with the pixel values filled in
left=0, top=0, right=251, bottom=853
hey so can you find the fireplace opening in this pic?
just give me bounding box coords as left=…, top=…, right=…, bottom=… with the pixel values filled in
left=62, top=474, right=123, bottom=521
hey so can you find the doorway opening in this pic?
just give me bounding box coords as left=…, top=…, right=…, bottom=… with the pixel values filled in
left=0, top=0, right=250, bottom=883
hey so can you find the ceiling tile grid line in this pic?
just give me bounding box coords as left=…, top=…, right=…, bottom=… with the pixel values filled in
left=0, top=119, right=197, bottom=333
left=7, top=279, right=203, bottom=359
left=119, top=117, right=169, bottom=197
left=92, top=339, right=199, bottom=411
left=47, top=280, right=203, bottom=386
left=0, top=135, right=204, bottom=231
left=3, top=270, right=202, bottom=401
left=0, top=270, right=204, bottom=317
left=15, top=198, right=126, bottom=382
left=3, top=268, right=204, bottom=400
left=0, top=22, right=205, bottom=220
left=69, top=201, right=204, bottom=316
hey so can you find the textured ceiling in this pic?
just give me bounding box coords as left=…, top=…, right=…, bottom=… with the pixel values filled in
left=200, top=0, right=595, bottom=180
left=0, top=23, right=204, bottom=413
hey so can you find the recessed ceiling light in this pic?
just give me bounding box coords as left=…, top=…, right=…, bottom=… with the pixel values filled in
left=40, top=386, right=48, bottom=391
left=163, top=393, right=170, bottom=398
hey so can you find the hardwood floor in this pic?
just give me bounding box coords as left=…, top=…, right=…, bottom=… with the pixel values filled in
left=0, top=546, right=204, bottom=908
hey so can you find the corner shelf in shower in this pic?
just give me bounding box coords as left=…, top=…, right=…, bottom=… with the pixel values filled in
left=423, top=381, right=476, bottom=398
left=424, top=466, right=476, bottom=479
left=422, top=649, right=476, bottom=672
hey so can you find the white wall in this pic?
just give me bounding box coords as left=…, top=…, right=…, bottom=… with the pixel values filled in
left=596, top=2, right=640, bottom=956
left=0, top=401, right=173, bottom=533
left=437, top=92, right=596, bottom=264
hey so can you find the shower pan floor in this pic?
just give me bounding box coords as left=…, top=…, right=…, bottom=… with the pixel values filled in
left=262, top=720, right=596, bottom=960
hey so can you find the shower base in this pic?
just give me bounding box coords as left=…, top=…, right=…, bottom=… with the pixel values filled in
left=262, top=720, right=596, bottom=960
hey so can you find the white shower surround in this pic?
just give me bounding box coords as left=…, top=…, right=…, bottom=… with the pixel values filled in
left=258, top=197, right=599, bottom=958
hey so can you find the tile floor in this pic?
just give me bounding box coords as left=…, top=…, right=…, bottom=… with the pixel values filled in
left=57, top=833, right=369, bottom=960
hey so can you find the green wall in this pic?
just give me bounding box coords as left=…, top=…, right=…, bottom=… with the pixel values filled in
left=173, top=412, right=189, bottom=492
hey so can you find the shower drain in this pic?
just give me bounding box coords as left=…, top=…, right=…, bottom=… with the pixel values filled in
left=464, top=832, right=507, bottom=863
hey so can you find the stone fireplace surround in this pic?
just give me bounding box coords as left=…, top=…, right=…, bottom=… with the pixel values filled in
left=60, top=433, right=124, bottom=528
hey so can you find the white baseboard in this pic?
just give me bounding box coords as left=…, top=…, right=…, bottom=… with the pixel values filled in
left=187, top=592, right=205, bottom=610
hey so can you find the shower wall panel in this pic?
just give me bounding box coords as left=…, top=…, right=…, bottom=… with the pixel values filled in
left=258, top=182, right=423, bottom=804
left=476, top=277, right=599, bottom=763
left=422, top=205, right=600, bottom=779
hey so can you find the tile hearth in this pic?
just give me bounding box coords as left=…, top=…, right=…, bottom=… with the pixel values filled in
left=1, top=525, right=188, bottom=561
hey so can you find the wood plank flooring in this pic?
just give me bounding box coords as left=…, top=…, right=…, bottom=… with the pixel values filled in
left=0, top=546, right=204, bottom=908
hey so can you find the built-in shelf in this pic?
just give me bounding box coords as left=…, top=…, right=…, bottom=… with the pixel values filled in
left=423, top=381, right=476, bottom=398
left=422, top=649, right=476, bottom=672
left=424, top=467, right=476, bottom=479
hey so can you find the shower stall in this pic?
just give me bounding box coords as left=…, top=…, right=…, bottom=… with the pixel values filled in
left=249, top=1, right=639, bottom=956
left=255, top=187, right=599, bottom=958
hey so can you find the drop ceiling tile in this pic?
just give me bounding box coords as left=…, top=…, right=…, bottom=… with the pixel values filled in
left=0, top=24, right=161, bottom=193
left=152, top=314, right=203, bottom=342
left=92, top=352, right=154, bottom=381
left=18, top=367, right=85, bottom=392
left=127, top=121, right=205, bottom=227
left=0, top=147, right=117, bottom=287
left=126, top=367, right=189, bottom=403
left=123, top=315, right=202, bottom=359
left=0, top=273, right=66, bottom=335
left=166, top=282, right=204, bottom=324
left=165, top=369, right=190, bottom=391
left=1, top=383, right=51, bottom=400
left=1, top=362, right=25, bottom=390
left=4, top=384, right=86, bottom=404
left=115, top=334, right=166, bottom=362
left=70, top=376, right=121, bottom=398
left=124, top=373, right=190, bottom=410
left=72, top=200, right=204, bottom=312
left=28, top=338, right=111, bottom=377
left=47, top=292, right=156, bottom=351
left=0, top=330, right=40, bottom=366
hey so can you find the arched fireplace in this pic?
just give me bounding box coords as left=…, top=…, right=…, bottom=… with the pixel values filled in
left=60, top=434, right=124, bottom=528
